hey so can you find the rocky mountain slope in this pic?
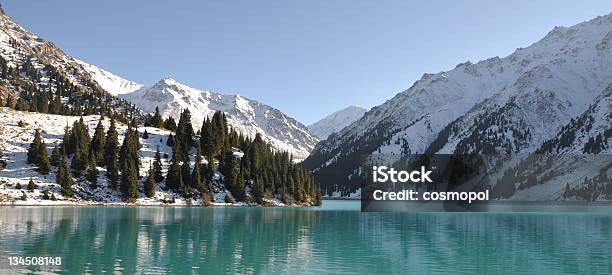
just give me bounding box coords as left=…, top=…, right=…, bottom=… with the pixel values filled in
left=308, top=106, right=367, bottom=140
left=0, top=8, right=139, bottom=117
left=304, top=12, right=612, bottom=198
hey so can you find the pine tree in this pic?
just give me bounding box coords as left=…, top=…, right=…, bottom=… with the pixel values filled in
left=50, top=145, right=61, bottom=166
left=200, top=117, right=213, bottom=158
left=70, top=142, right=86, bottom=172
left=49, top=94, right=61, bottom=114
left=166, top=160, right=180, bottom=191
left=176, top=109, right=194, bottom=149
left=150, top=106, right=164, bottom=128
left=252, top=177, right=264, bottom=204
left=27, top=178, right=36, bottom=192
left=153, top=146, right=164, bottom=183
left=178, top=168, right=189, bottom=198
left=166, top=142, right=182, bottom=191
left=164, top=117, right=177, bottom=131
left=67, top=117, right=91, bottom=155
left=60, top=125, right=70, bottom=155
left=205, top=159, right=214, bottom=191
left=142, top=129, right=149, bottom=139
left=57, top=157, right=73, bottom=197
left=121, top=156, right=139, bottom=199
left=29, top=95, right=38, bottom=112
left=221, top=150, right=243, bottom=201
left=27, top=129, right=50, bottom=173
left=104, top=116, right=120, bottom=189
left=37, top=140, right=51, bottom=174
left=145, top=166, right=156, bottom=198
left=191, top=153, right=203, bottom=192
left=174, top=111, right=188, bottom=162
left=210, top=112, right=228, bottom=156
left=87, top=154, right=98, bottom=189
left=120, top=120, right=140, bottom=200
left=27, top=129, right=43, bottom=165
left=235, top=167, right=245, bottom=201
left=90, top=117, right=106, bottom=165
left=15, top=182, right=21, bottom=190
left=37, top=91, right=48, bottom=113
left=166, top=134, right=175, bottom=147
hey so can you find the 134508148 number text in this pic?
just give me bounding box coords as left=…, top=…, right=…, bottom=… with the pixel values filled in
left=7, top=256, right=62, bottom=266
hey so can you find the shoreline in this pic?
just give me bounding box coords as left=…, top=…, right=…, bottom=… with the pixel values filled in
left=0, top=198, right=317, bottom=207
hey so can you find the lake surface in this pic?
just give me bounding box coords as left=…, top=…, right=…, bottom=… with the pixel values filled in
left=1, top=201, right=611, bottom=274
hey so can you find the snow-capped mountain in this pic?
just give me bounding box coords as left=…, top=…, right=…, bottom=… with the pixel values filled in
left=75, top=59, right=143, bottom=95
left=308, top=106, right=367, bottom=140
left=304, top=12, right=612, bottom=196
left=120, top=78, right=319, bottom=160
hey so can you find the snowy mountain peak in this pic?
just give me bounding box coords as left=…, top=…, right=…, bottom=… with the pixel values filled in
left=159, top=77, right=179, bottom=85
left=121, top=79, right=319, bottom=160
left=308, top=105, right=367, bottom=140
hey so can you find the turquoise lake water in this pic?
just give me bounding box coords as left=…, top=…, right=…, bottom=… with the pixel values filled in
left=1, top=201, right=611, bottom=274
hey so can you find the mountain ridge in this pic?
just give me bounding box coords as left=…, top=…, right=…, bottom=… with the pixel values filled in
left=120, top=77, right=319, bottom=160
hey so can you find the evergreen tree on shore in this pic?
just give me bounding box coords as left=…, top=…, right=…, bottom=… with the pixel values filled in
left=191, top=152, right=203, bottom=193
left=175, top=109, right=193, bottom=162
left=153, top=146, right=164, bottom=183
left=166, top=142, right=182, bottom=192
left=87, top=154, right=98, bottom=189
left=120, top=119, right=140, bottom=199
left=181, top=161, right=192, bottom=195
left=145, top=166, right=156, bottom=198
left=104, top=116, right=120, bottom=189
left=90, top=117, right=106, bottom=165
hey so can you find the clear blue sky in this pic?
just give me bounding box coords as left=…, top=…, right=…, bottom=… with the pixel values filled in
left=4, top=1, right=612, bottom=124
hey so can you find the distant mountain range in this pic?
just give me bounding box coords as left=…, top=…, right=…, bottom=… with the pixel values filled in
left=308, top=106, right=367, bottom=140
left=304, top=12, right=612, bottom=198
